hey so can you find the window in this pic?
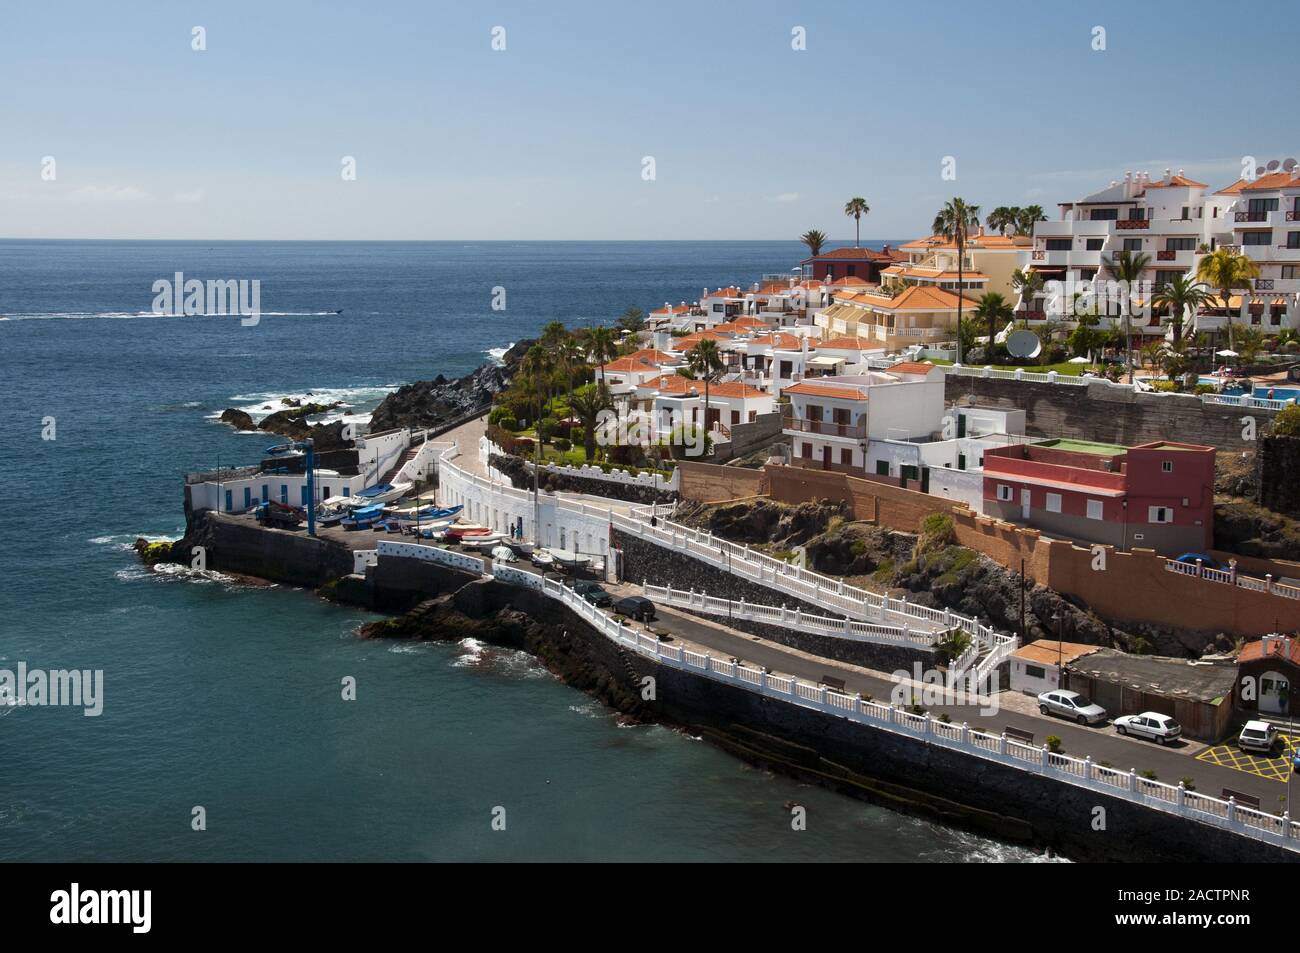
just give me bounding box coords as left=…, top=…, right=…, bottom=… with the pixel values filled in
left=1165, top=237, right=1195, bottom=251
left=1087, top=499, right=1103, bottom=520
left=1181, top=206, right=1190, bottom=220
left=1045, top=239, right=1071, bottom=251
left=711, top=303, right=723, bottom=313
left=876, top=460, right=890, bottom=476
left=1024, top=664, right=1046, bottom=680
left=840, top=447, right=853, bottom=466
left=1247, top=197, right=1280, bottom=215
left=1123, top=238, right=1143, bottom=252
left=1085, top=238, right=1104, bottom=251
left=1288, top=232, right=1300, bottom=250
left=1148, top=506, right=1173, bottom=523
left=1242, top=230, right=1272, bottom=246
left=1045, top=493, right=1062, bottom=513
left=997, top=484, right=1013, bottom=502
left=1161, top=460, right=1173, bottom=472
left=1283, top=266, right=1300, bottom=280
left=1090, top=208, right=1119, bottom=221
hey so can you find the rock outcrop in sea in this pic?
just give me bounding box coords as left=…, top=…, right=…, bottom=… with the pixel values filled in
left=368, top=339, right=532, bottom=432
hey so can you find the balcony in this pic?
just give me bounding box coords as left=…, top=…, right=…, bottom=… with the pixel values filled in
left=782, top=410, right=867, bottom=440
left=1115, top=219, right=1150, bottom=230
left=1235, top=210, right=1269, bottom=223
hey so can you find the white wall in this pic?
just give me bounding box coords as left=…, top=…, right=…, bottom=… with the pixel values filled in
left=1010, top=657, right=1061, bottom=696
left=191, top=470, right=369, bottom=513
left=928, top=466, right=985, bottom=512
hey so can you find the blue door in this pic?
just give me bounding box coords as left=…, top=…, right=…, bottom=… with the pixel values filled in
left=224, top=489, right=232, bottom=512
left=243, top=487, right=252, bottom=509
left=301, top=485, right=309, bottom=506
left=342, top=487, right=350, bottom=497
left=261, top=484, right=268, bottom=502
left=280, top=484, right=288, bottom=503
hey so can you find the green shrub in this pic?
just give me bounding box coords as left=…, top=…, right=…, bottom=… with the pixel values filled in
left=537, top=416, right=559, bottom=442
left=553, top=437, right=571, bottom=453
left=1274, top=404, right=1300, bottom=437
left=919, top=512, right=957, bottom=551
left=1046, top=735, right=1063, bottom=753
left=1179, top=776, right=1196, bottom=791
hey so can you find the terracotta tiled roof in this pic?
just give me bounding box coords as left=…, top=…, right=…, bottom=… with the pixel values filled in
left=707, top=381, right=768, bottom=399
left=900, top=233, right=1027, bottom=251
left=783, top=381, right=868, bottom=400
left=870, top=285, right=976, bottom=312
left=651, top=303, right=692, bottom=315
left=599, top=348, right=680, bottom=373
left=803, top=246, right=896, bottom=262
left=1012, top=641, right=1101, bottom=666
left=702, top=286, right=744, bottom=298
left=748, top=332, right=808, bottom=350
left=816, top=337, right=872, bottom=350
left=881, top=264, right=989, bottom=281
left=886, top=361, right=939, bottom=375
left=1242, top=171, right=1300, bottom=192
left=1238, top=637, right=1300, bottom=666
left=1144, top=174, right=1208, bottom=189
left=1215, top=178, right=1248, bottom=195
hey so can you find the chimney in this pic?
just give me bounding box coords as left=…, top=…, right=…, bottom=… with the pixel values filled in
left=1164, top=167, right=1172, bottom=178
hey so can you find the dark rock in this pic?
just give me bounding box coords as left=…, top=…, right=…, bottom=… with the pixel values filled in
left=219, top=408, right=255, bottom=431
left=368, top=340, right=532, bottom=432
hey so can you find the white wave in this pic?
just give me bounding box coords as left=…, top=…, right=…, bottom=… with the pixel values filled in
left=486, top=343, right=514, bottom=363
left=90, top=532, right=179, bottom=552
left=209, top=383, right=399, bottom=424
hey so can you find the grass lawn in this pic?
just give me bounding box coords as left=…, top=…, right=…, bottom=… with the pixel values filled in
left=924, top=357, right=1100, bottom=376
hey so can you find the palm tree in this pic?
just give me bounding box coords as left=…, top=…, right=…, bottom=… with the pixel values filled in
left=973, top=292, right=1013, bottom=362
left=520, top=344, right=553, bottom=452
left=1102, top=249, right=1151, bottom=383
left=587, top=325, right=618, bottom=395
left=556, top=335, right=586, bottom=417
left=617, top=307, right=646, bottom=334
left=540, top=321, right=567, bottom=350
left=566, top=383, right=612, bottom=462
left=1010, top=267, right=1045, bottom=317
left=1196, top=248, right=1261, bottom=350
left=1235, top=325, right=1268, bottom=364
left=843, top=198, right=870, bottom=248
left=1015, top=205, right=1046, bottom=236
left=932, top=197, right=981, bottom=363
left=986, top=207, right=1019, bottom=236
left=686, top=339, right=724, bottom=441
left=1151, top=274, right=1213, bottom=345
left=800, top=229, right=828, bottom=257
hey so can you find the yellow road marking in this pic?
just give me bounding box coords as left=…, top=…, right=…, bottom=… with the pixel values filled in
left=1195, top=733, right=1299, bottom=783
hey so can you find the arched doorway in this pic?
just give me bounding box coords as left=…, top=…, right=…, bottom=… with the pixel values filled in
left=1260, top=670, right=1291, bottom=714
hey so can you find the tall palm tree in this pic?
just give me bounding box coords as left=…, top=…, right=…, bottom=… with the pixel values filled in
left=686, top=339, right=724, bottom=441
left=843, top=198, right=870, bottom=248
left=520, top=344, right=553, bottom=452
left=932, top=197, right=981, bottom=363
left=566, top=383, right=612, bottom=462
left=556, top=335, right=586, bottom=417
left=973, top=292, right=1014, bottom=361
left=1151, top=274, right=1213, bottom=345
left=1010, top=267, right=1045, bottom=317
left=617, top=307, right=646, bottom=334
left=587, top=325, right=618, bottom=395
left=799, top=229, right=828, bottom=257
left=1102, top=249, right=1151, bottom=384
left=986, top=207, right=1019, bottom=236
left=1016, top=205, right=1046, bottom=237
left=540, top=321, right=567, bottom=350
left=1196, top=248, right=1261, bottom=350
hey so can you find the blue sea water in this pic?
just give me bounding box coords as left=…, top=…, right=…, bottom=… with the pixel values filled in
left=0, top=239, right=1051, bottom=861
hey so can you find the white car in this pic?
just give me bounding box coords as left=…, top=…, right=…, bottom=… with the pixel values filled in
left=1237, top=720, right=1279, bottom=754
left=1114, top=711, right=1182, bottom=745
left=1037, top=690, right=1108, bottom=725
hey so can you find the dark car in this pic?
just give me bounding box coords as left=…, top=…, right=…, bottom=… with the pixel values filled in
left=614, top=596, right=656, bottom=622
left=573, top=580, right=613, bottom=607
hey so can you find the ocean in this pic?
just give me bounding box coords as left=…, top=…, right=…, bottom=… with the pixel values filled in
left=0, top=239, right=1054, bottom=861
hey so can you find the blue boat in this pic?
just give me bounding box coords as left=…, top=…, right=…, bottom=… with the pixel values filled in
left=384, top=504, right=463, bottom=523
left=340, top=504, right=385, bottom=530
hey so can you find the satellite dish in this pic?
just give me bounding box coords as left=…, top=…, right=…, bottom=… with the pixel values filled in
left=1006, top=329, right=1043, bottom=360
left=1285, top=158, right=1298, bottom=172
left=1268, top=159, right=1281, bottom=171
left=1257, top=165, right=1267, bottom=176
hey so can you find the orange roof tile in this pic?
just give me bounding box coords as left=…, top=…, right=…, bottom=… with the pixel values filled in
left=707, top=381, right=769, bottom=399
left=900, top=232, right=1027, bottom=251
left=1143, top=174, right=1208, bottom=189
left=1242, top=171, right=1300, bottom=191
left=816, top=337, right=872, bottom=350
left=1238, top=637, right=1300, bottom=666
left=886, top=361, right=939, bottom=376
left=783, top=381, right=868, bottom=400
left=1215, top=178, right=1248, bottom=196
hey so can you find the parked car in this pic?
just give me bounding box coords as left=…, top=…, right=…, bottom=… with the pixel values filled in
left=1238, top=720, right=1280, bottom=754
left=1037, top=690, right=1108, bottom=725
left=614, top=596, right=656, bottom=622
left=1174, top=552, right=1221, bottom=571
left=573, top=580, right=612, bottom=608
left=1113, top=711, right=1182, bottom=745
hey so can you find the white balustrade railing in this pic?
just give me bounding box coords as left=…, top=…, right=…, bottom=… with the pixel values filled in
left=643, top=583, right=936, bottom=647
left=1162, top=557, right=1300, bottom=601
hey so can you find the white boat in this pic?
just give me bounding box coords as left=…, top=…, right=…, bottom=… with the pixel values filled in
left=354, top=481, right=413, bottom=505
left=490, top=545, right=517, bottom=563
left=530, top=550, right=555, bottom=569
left=461, top=533, right=506, bottom=550
left=545, top=549, right=591, bottom=570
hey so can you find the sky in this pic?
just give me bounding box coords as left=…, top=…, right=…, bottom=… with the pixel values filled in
left=1, top=0, right=1297, bottom=242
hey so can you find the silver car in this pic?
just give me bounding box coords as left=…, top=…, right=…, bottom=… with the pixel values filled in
left=1114, top=711, right=1182, bottom=745
left=1037, top=690, right=1108, bottom=725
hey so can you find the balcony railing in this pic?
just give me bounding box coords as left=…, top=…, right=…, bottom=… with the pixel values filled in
left=1236, top=211, right=1269, bottom=223
left=1032, top=250, right=1045, bottom=260
left=1156, top=249, right=1178, bottom=261
left=782, top=412, right=867, bottom=440
left=1115, top=219, right=1150, bottom=229
left=1256, top=279, right=1275, bottom=291
left=1288, top=211, right=1300, bottom=222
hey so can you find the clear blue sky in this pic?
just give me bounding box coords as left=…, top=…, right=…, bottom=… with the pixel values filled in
left=2, top=0, right=1296, bottom=241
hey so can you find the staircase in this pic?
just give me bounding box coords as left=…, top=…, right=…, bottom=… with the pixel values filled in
left=380, top=446, right=420, bottom=486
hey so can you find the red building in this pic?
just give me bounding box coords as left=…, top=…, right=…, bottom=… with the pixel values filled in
left=801, top=246, right=905, bottom=283
left=981, top=439, right=1215, bottom=555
